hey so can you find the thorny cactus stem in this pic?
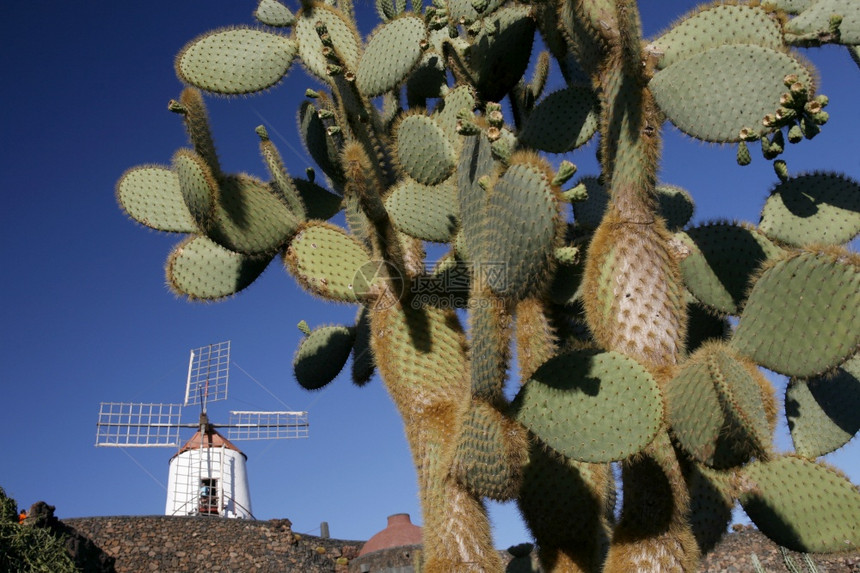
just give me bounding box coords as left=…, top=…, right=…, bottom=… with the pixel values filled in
left=117, top=0, right=860, bottom=570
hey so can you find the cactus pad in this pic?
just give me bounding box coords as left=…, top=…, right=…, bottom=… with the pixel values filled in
left=294, top=324, right=356, bottom=390
left=731, top=249, right=860, bottom=378
left=176, top=27, right=298, bottom=95
left=446, top=0, right=505, bottom=23
left=166, top=236, right=271, bottom=300
left=759, top=172, right=860, bottom=247
left=293, top=178, right=343, bottom=220
left=786, top=355, right=860, bottom=459
left=646, top=4, right=783, bottom=70
left=665, top=342, right=772, bottom=468
left=473, top=156, right=561, bottom=299
left=406, top=52, right=447, bottom=105
left=740, top=456, right=860, bottom=553
left=208, top=174, right=300, bottom=255
left=512, top=349, right=663, bottom=463
left=650, top=45, right=813, bottom=142
left=517, top=85, right=599, bottom=153
left=456, top=132, right=494, bottom=260
left=294, top=4, right=361, bottom=84
left=116, top=166, right=197, bottom=233
left=786, top=0, right=860, bottom=45
left=685, top=463, right=737, bottom=554
left=469, top=5, right=536, bottom=102
left=394, top=114, right=456, bottom=186
left=771, top=0, right=814, bottom=14
left=254, top=0, right=295, bottom=27
left=656, top=185, right=694, bottom=232
left=677, top=223, right=783, bottom=315
left=172, top=149, right=217, bottom=228
left=385, top=176, right=458, bottom=242
left=434, top=85, right=477, bottom=149
left=356, top=16, right=426, bottom=98
left=284, top=222, right=374, bottom=303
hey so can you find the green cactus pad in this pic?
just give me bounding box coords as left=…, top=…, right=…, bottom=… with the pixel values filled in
left=293, top=178, right=342, bottom=220
left=433, top=85, right=477, bottom=149
left=298, top=101, right=345, bottom=188
left=351, top=308, right=375, bottom=386
left=739, top=456, right=860, bottom=553
left=517, top=86, right=599, bottom=153
left=166, top=236, right=271, bottom=300
left=650, top=45, right=813, bottom=143
left=771, top=0, right=814, bottom=14
left=786, top=355, right=860, bottom=459
left=646, top=4, right=783, bottom=70
left=406, top=52, right=447, bottom=106
left=666, top=342, right=772, bottom=468
left=759, top=172, right=860, bottom=247
left=677, top=223, right=783, bottom=315
left=116, top=165, right=197, bottom=233
left=172, top=149, right=217, bottom=228
left=511, top=349, right=663, bottom=463
left=452, top=401, right=528, bottom=500
left=356, top=16, right=426, bottom=98
left=294, top=4, right=361, bottom=84
left=731, top=249, right=860, bottom=378
left=208, top=174, right=300, bottom=255
left=685, top=463, right=737, bottom=554
left=469, top=5, right=536, bottom=102
left=385, top=176, right=458, bottom=242
left=474, top=158, right=561, bottom=299
left=656, top=184, right=695, bottom=232
left=176, top=27, right=298, bottom=95
left=394, top=114, right=456, bottom=186
left=446, top=0, right=506, bottom=24
left=254, top=0, right=295, bottom=27
left=293, top=324, right=356, bottom=390
left=786, top=0, right=860, bottom=45
left=284, top=221, right=374, bottom=303
left=456, top=133, right=494, bottom=260
left=518, top=443, right=613, bottom=566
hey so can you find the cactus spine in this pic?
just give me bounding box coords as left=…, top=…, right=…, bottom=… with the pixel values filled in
left=118, top=0, right=860, bottom=571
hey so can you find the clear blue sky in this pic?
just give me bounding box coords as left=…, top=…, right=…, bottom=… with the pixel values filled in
left=1, top=0, right=857, bottom=550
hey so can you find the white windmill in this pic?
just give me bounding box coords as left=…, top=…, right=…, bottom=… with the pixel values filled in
left=95, top=341, right=308, bottom=519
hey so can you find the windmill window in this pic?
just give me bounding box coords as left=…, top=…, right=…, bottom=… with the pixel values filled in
left=199, top=478, right=219, bottom=515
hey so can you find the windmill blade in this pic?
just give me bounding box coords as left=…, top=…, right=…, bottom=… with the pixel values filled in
left=225, top=411, right=309, bottom=440
left=184, top=341, right=230, bottom=407
left=95, top=402, right=183, bottom=447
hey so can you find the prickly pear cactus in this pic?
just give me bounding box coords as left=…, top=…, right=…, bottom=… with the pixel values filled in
left=117, top=0, right=860, bottom=571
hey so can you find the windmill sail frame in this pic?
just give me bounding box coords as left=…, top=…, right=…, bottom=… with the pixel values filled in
left=94, top=341, right=309, bottom=518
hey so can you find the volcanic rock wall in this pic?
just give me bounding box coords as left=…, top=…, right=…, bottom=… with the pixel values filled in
left=63, top=516, right=361, bottom=572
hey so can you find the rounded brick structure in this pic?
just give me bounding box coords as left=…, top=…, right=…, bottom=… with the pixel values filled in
left=358, top=514, right=422, bottom=556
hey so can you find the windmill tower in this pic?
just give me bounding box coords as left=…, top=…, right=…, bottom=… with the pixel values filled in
left=95, top=341, right=308, bottom=519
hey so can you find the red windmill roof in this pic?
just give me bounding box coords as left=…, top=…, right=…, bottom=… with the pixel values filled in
left=171, top=426, right=246, bottom=460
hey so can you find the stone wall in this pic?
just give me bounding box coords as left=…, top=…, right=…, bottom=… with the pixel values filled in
left=63, top=516, right=362, bottom=573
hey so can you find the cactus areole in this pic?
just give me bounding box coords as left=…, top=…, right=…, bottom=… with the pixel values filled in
left=118, top=0, right=860, bottom=571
